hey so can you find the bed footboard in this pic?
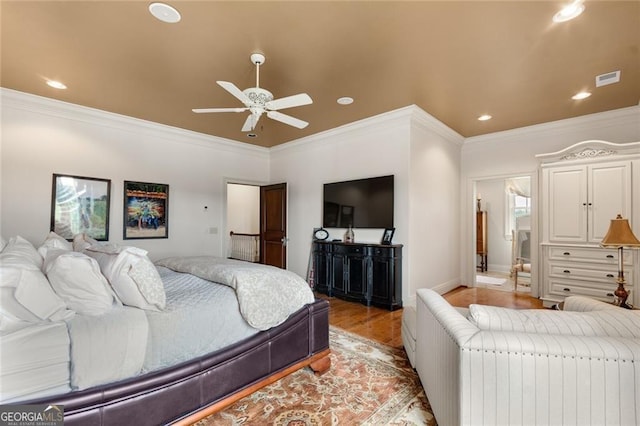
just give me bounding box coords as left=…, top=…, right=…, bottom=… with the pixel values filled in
left=26, top=299, right=330, bottom=426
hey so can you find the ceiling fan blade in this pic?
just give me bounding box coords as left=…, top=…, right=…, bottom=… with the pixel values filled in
left=241, top=113, right=261, bottom=132
left=265, top=93, right=313, bottom=111
left=217, top=81, right=252, bottom=105
left=266, top=110, right=309, bottom=129
left=192, top=107, right=248, bottom=113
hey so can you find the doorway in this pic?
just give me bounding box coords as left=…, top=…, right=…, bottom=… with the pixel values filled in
left=471, top=173, right=537, bottom=295
left=225, top=181, right=288, bottom=269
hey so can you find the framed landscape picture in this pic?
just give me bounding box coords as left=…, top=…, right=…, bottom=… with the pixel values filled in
left=123, top=181, right=169, bottom=239
left=51, top=173, right=111, bottom=241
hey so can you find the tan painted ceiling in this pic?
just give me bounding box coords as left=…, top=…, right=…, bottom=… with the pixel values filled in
left=2, top=1, right=639, bottom=148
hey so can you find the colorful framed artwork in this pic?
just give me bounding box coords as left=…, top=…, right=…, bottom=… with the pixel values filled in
left=51, top=173, right=111, bottom=241
left=123, top=181, right=169, bottom=239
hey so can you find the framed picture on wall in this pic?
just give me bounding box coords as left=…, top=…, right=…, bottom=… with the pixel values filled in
left=123, top=181, right=169, bottom=239
left=50, top=173, right=111, bottom=241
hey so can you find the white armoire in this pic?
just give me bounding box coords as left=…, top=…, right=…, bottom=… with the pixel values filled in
left=537, top=140, right=640, bottom=307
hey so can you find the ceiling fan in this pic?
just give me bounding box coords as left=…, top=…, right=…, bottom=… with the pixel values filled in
left=193, top=53, right=313, bottom=132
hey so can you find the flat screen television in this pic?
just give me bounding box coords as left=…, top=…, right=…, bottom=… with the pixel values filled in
left=323, top=175, right=394, bottom=229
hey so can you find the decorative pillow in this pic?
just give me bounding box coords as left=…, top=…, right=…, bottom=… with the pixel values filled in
left=37, top=231, right=73, bottom=259
left=468, top=304, right=640, bottom=338
left=0, top=262, right=72, bottom=332
left=562, top=295, right=620, bottom=312
left=85, top=245, right=166, bottom=311
left=72, top=233, right=99, bottom=252
left=0, top=236, right=43, bottom=269
left=44, top=249, right=120, bottom=316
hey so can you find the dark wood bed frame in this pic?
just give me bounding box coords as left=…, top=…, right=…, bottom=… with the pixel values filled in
left=26, top=299, right=330, bottom=425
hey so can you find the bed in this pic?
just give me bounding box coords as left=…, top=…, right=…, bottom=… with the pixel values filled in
left=0, top=234, right=330, bottom=425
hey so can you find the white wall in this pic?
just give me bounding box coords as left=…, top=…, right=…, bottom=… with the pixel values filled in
left=0, top=89, right=270, bottom=260
left=407, top=113, right=463, bottom=302
left=271, top=106, right=463, bottom=305
left=270, top=109, right=411, bottom=292
left=226, top=183, right=260, bottom=235
left=460, top=106, right=640, bottom=290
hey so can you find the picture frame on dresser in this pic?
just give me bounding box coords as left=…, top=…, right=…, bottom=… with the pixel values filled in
left=123, top=181, right=169, bottom=239
left=381, top=227, right=395, bottom=245
left=50, top=173, right=111, bottom=241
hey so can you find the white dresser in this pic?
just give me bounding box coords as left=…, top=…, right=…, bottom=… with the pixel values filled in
left=537, top=140, right=640, bottom=307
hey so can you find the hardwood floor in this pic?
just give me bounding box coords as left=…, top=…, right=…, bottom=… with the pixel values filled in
left=318, top=286, right=543, bottom=350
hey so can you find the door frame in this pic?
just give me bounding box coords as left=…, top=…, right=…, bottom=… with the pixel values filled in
left=223, top=177, right=266, bottom=261
left=464, top=171, right=539, bottom=297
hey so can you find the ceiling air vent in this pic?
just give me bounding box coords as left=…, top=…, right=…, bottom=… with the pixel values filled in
left=595, top=70, right=620, bottom=87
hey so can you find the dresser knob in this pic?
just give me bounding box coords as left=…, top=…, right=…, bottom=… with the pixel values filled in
left=563, top=252, right=571, bottom=256
left=563, top=270, right=571, bottom=274
left=607, top=293, right=614, bottom=297
left=606, top=274, right=614, bottom=278
left=606, top=255, right=614, bottom=259
left=563, top=288, right=571, bottom=292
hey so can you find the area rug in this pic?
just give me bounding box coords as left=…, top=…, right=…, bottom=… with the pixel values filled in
left=195, top=327, right=437, bottom=425
left=476, top=275, right=507, bottom=286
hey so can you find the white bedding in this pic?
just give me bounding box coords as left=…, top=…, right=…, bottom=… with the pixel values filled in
left=143, top=267, right=258, bottom=372
left=0, top=322, right=71, bottom=402
left=65, top=306, right=148, bottom=390
left=155, top=256, right=315, bottom=330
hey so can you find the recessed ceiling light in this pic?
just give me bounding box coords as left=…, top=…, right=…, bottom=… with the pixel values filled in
left=149, top=2, right=181, bottom=23
left=337, top=97, right=354, bottom=105
left=478, top=114, right=492, bottom=121
left=46, top=80, right=67, bottom=90
left=553, top=1, right=585, bottom=23
left=572, top=91, right=591, bottom=100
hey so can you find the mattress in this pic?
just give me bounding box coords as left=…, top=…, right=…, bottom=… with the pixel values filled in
left=65, top=306, right=148, bottom=390
left=0, top=321, right=71, bottom=402
left=143, top=267, right=259, bottom=372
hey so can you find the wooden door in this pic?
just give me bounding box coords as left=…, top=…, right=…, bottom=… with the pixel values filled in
left=260, top=183, right=287, bottom=268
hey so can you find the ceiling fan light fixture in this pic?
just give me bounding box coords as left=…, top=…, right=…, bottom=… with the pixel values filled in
left=553, top=1, right=585, bottom=23
left=478, top=114, right=492, bottom=121
left=572, top=91, right=591, bottom=100
left=337, top=97, right=354, bottom=105
left=149, top=2, right=181, bottom=23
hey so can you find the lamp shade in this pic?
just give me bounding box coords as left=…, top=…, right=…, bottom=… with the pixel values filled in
left=600, top=214, right=640, bottom=248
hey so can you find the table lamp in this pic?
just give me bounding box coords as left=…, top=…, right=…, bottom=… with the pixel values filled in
left=600, top=214, right=640, bottom=309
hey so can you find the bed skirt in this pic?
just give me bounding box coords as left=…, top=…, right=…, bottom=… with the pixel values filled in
left=25, top=299, right=330, bottom=426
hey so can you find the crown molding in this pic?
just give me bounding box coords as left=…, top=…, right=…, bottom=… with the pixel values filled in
left=463, top=105, right=640, bottom=146
left=271, top=104, right=463, bottom=153
left=1, top=88, right=270, bottom=158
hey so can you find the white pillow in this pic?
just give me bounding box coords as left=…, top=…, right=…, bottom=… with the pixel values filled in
left=72, top=233, right=99, bottom=252
left=0, top=235, right=7, bottom=252
left=468, top=304, right=640, bottom=338
left=44, top=250, right=120, bottom=316
left=85, top=245, right=166, bottom=311
left=38, top=231, right=73, bottom=259
left=0, top=262, right=72, bottom=332
left=1, top=236, right=43, bottom=269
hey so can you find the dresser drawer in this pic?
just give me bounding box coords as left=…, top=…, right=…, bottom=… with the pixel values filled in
left=548, top=262, right=633, bottom=284
left=548, top=278, right=623, bottom=302
left=332, top=244, right=368, bottom=256
left=548, top=246, right=633, bottom=265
